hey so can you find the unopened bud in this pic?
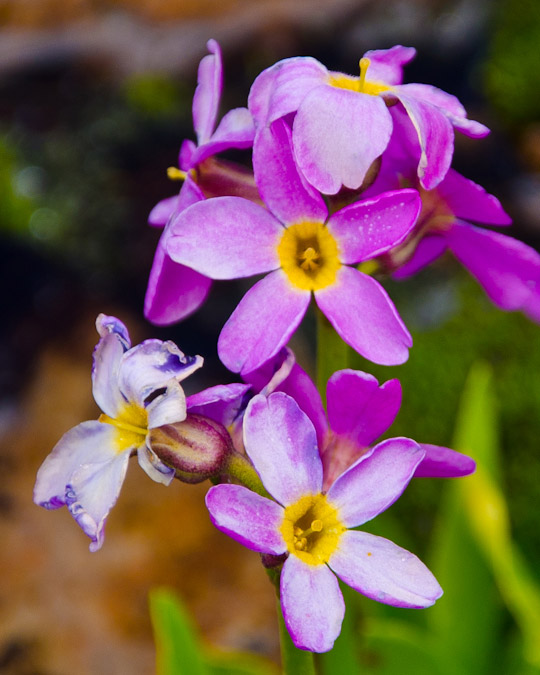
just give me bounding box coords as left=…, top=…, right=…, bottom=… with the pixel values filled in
left=149, top=413, right=233, bottom=483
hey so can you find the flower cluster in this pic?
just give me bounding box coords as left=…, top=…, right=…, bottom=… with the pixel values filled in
left=34, top=39, right=536, bottom=654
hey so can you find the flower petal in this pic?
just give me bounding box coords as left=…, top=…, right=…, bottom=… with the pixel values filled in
left=327, top=189, right=421, bottom=263
left=363, top=45, right=416, bottom=85
left=315, top=266, right=412, bottom=366
left=148, top=195, right=180, bottom=228
left=446, top=222, right=540, bottom=312
left=436, top=169, right=512, bottom=225
left=167, top=197, right=282, bottom=279
left=189, top=107, right=255, bottom=167
left=253, top=119, right=328, bottom=225
left=391, top=90, right=454, bottom=190
left=243, top=392, right=323, bottom=505
left=414, top=443, right=476, bottom=478
left=327, top=370, right=402, bottom=447
left=34, top=421, right=120, bottom=510
left=187, top=383, right=251, bottom=427
left=218, top=270, right=310, bottom=374
left=293, top=86, right=392, bottom=194
left=327, top=438, right=424, bottom=527
left=192, top=39, right=222, bottom=145
left=392, top=234, right=448, bottom=279
left=280, top=555, right=345, bottom=653
left=119, top=339, right=203, bottom=406
left=92, top=326, right=126, bottom=417
left=66, top=450, right=131, bottom=552
left=137, top=444, right=175, bottom=485
left=146, top=378, right=187, bottom=428
left=329, top=530, right=442, bottom=608
left=144, top=237, right=212, bottom=325
left=206, top=484, right=286, bottom=554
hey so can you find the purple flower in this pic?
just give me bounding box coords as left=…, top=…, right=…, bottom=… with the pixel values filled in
left=145, top=39, right=256, bottom=326
left=248, top=45, right=488, bottom=195
left=206, top=392, right=442, bottom=652
left=168, top=118, right=421, bottom=373
left=33, top=314, right=203, bottom=551
left=362, top=114, right=540, bottom=320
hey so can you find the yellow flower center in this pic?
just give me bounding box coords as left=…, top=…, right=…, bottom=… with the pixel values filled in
left=328, top=57, right=392, bottom=96
left=280, top=493, right=346, bottom=566
left=277, top=221, right=341, bottom=291
left=99, top=403, right=149, bottom=453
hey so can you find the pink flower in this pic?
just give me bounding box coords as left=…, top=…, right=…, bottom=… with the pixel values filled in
left=248, top=45, right=488, bottom=195
left=167, top=119, right=421, bottom=373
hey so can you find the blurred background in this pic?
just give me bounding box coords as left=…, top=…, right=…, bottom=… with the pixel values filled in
left=1, top=0, right=540, bottom=673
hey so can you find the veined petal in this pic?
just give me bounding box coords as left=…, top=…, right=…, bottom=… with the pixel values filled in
left=280, top=555, right=345, bottom=653
left=137, top=444, right=175, bottom=485
left=363, top=45, right=417, bottom=85
left=96, top=313, right=130, bottom=346
left=329, top=530, right=442, bottom=608
left=414, top=443, right=476, bottom=478
left=392, top=234, right=447, bottom=279
left=437, top=169, right=512, bottom=225
left=327, top=438, right=424, bottom=527
left=315, top=267, right=412, bottom=366
left=327, top=189, right=420, bottom=263
left=144, top=237, right=212, bottom=325
left=206, top=484, right=286, bottom=554
left=66, top=450, right=131, bottom=552
left=446, top=222, right=540, bottom=311
left=218, top=270, right=310, bottom=374
left=253, top=119, right=328, bottom=225
left=187, top=383, right=251, bottom=427
left=391, top=90, right=454, bottom=190
left=146, top=379, right=187, bottom=428
left=243, top=392, right=323, bottom=505
left=167, top=197, right=282, bottom=279
left=119, top=339, right=202, bottom=407
left=293, top=86, right=392, bottom=194
left=327, top=370, right=402, bottom=447
left=190, top=107, right=255, bottom=166
left=34, top=421, right=121, bottom=510
left=193, top=39, right=222, bottom=145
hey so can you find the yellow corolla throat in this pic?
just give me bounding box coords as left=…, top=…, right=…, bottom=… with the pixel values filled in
left=280, top=493, right=346, bottom=566
left=328, top=57, right=391, bottom=96
left=99, top=402, right=149, bottom=453
left=278, top=221, right=341, bottom=291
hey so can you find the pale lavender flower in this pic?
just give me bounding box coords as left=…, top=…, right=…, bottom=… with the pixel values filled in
left=145, top=39, right=256, bottom=326
left=33, top=314, right=203, bottom=551
left=248, top=45, right=488, bottom=195
left=206, top=392, right=442, bottom=652
left=168, top=118, right=421, bottom=373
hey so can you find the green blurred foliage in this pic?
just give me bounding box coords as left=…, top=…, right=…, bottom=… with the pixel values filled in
left=485, top=0, right=540, bottom=126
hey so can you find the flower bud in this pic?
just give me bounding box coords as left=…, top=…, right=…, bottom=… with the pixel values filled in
left=149, top=413, right=233, bottom=483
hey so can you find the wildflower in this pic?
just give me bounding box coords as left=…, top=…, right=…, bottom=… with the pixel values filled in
left=168, top=118, right=420, bottom=373
left=145, top=39, right=256, bottom=326
left=206, top=392, right=442, bottom=652
left=248, top=45, right=488, bottom=195
left=33, top=314, right=203, bottom=551
left=362, top=114, right=540, bottom=320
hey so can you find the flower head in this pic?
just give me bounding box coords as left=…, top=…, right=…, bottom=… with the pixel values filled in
left=206, top=392, right=442, bottom=652
left=168, top=118, right=421, bottom=373
left=145, top=39, right=256, bottom=326
left=249, top=45, right=488, bottom=195
left=33, top=314, right=203, bottom=551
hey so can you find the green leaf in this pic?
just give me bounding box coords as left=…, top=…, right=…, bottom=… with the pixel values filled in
left=205, top=650, right=278, bottom=675
left=149, top=587, right=208, bottom=675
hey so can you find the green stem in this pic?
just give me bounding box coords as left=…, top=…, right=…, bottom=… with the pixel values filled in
left=277, top=598, right=317, bottom=675
left=316, top=309, right=349, bottom=405
left=224, top=451, right=270, bottom=498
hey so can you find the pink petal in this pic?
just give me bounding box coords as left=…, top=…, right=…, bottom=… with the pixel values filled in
left=243, top=392, right=322, bottom=505
left=327, top=438, right=424, bottom=527
left=327, top=189, right=421, bottom=263
left=280, top=555, right=345, bottom=653
left=392, top=234, right=448, bottom=279
left=148, top=195, right=180, bottom=228
left=205, top=484, right=286, bottom=555
left=190, top=107, right=255, bottom=166
left=167, top=197, right=282, bottom=279
left=265, top=57, right=328, bottom=123
left=192, top=39, right=222, bottom=145
left=363, top=45, right=417, bottom=85
left=414, top=444, right=476, bottom=478
left=187, top=383, right=251, bottom=427
left=327, top=370, right=402, bottom=447
left=293, top=86, right=392, bottom=194
left=218, top=270, right=310, bottom=374
left=329, top=530, right=442, bottom=607
left=253, top=119, right=327, bottom=225
left=315, top=266, right=412, bottom=366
